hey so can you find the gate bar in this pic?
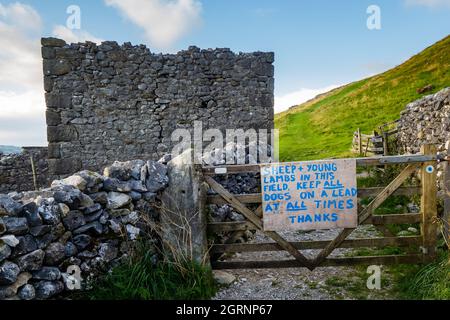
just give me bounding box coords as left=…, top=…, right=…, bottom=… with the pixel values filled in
left=202, top=154, right=438, bottom=175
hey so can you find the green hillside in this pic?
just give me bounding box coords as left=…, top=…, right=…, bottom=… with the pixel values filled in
left=275, top=35, right=450, bottom=161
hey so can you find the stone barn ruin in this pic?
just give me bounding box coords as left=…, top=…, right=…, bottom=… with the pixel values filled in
left=42, top=38, right=275, bottom=179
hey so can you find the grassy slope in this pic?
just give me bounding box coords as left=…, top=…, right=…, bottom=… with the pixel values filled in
left=275, top=35, right=450, bottom=161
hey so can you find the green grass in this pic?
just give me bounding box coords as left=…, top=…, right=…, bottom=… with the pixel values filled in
left=80, top=245, right=217, bottom=300
left=276, top=35, right=450, bottom=161
left=395, top=252, right=450, bottom=300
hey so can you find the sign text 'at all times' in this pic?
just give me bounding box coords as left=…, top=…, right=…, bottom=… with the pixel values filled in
left=260, top=160, right=358, bottom=231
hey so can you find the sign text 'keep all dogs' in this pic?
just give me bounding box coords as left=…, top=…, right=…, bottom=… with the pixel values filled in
left=261, top=159, right=358, bottom=231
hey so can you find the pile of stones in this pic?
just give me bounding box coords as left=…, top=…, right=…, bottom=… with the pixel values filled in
left=204, top=143, right=273, bottom=244
left=0, top=159, right=168, bottom=300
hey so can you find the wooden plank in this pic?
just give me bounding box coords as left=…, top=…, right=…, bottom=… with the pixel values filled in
left=207, top=187, right=421, bottom=205
left=312, top=164, right=420, bottom=267
left=208, top=221, right=256, bottom=232
left=212, top=254, right=424, bottom=269
left=207, top=213, right=422, bottom=233
left=210, top=236, right=422, bottom=254
left=208, top=193, right=262, bottom=205
left=202, top=154, right=436, bottom=175
left=360, top=133, right=374, bottom=139
left=357, top=186, right=421, bottom=198
left=205, top=176, right=314, bottom=270
left=383, top=132, right=389, bottom=156
left=369, top=213, right=421, bottom=225
left=371, top=137, right=383, bottom=143
left=364, top=138, right=370, bottom=157
left=421, top=144, right=438, bottom=261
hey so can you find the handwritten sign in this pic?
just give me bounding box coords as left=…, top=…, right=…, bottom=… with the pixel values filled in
left=261, top=159, right=357, bottom=231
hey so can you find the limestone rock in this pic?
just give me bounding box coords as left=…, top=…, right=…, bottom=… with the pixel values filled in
left=12, top=235, right=38, bottom=256
left=16, top=249, right=45, bottom=271
left=104, top=160, right=145, bottom=181
left=18, top=284, right=35, bottom=300
left=21, top=202, right=43, bottom=227
left=3, top=217, right=28, bottom=235
left=0, top=195, right=22, bottom=216
left=0, top=261, right=20, bottom=285
left=126, top=225, right=140, bottom=240
left=213, top=270, right=236, bottom=286
left=72, top=234, right=92, bottom=251
left=44, top=242, right=66, bottom=265
left=32, top=267, right=61, bottom=281
left=73, top=221, right=103, bottom=235
left=107, top=192, right=131, bottom=209
left=0, top=244, right=11, bottom=263
left=62, top=211, right=86, bottom=231
left=145, top=161, right=169, bottom=193
left=34, top=281, right=64, bottom=299
left=0, top=235, right=19, bottom=247
left=0, top=272, right=31, bottom=299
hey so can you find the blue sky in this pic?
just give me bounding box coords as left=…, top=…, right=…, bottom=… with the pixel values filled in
left=0, top=0, right=449, bottom=146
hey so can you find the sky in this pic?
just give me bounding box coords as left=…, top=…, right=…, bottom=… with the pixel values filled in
left=0, top=0, right=449, bottom=146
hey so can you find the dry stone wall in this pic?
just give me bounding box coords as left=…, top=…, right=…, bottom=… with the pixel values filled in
left=42, top=37, right=274, bottom=177
left=0, top=147, right=50, bottom=194
left=398, top=87, right=450, bottom=154
left=0, top=158, right=168, bottom=300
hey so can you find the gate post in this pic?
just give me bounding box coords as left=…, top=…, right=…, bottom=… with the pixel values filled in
left=160, top=148, right=210, bottom=266
left=443, top=141, right=450, bottom=251
left=420, top=144, right=438, bottom=261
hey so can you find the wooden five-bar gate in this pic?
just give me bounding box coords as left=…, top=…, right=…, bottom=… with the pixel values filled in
left=202, top=145, right=441, bottom=271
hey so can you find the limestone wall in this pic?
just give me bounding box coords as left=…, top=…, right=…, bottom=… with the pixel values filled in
left=398, top=87, right=450, bottom=154
left=0, top=148, right=50, bottom=194
left=0, top=158, right=168, bottom=300
left=41, top=38, right=274, bottom=177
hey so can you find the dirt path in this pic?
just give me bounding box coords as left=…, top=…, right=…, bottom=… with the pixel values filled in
left=214, top=226, right=398, bottom=300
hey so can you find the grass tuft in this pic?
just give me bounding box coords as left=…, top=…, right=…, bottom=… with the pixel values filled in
left=83, top=244, right=217, bottom=300
left=396, top=252, right=450, bottom=300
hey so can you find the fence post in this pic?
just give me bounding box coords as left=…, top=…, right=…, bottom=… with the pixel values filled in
left=357, top=128, right=362, bottom=156
left=30, top=154, right=38, bottom=191
left=444, top=141, right=450, bottom=250
left=420, top=144, right=438, bottom=261
left=383, top=132, right=389, bottom=156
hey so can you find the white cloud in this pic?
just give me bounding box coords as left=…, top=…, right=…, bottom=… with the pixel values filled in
left=0, top=90, right=46, bottom=146
left=104, top=0, right=202, bottom=50
left=405, top=0, right=450, bottom=7
left=0, top=3, right=42, bottom=91
left=52, top=25, right=103, bottom=44
left=0, top=3, right=101, bottom=146
left=274, top=85, right=340, bottom=114
left=0, top=3, right=46, bottom=146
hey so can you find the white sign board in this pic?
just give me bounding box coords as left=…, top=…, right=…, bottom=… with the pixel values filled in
left=261, top=159, right=358, bottom=231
